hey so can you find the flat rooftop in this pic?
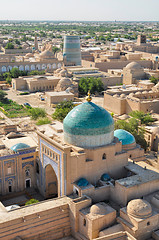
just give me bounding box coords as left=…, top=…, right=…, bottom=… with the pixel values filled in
left=116, top=162, right=159, bottom=188
left=46, top=91, right=74, bottom=97
left=2, top=136, right=37, bottom=150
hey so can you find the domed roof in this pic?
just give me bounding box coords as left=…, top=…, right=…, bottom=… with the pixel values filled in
left=76, top=178, right=89, bottom=187
left=126, top=62, right=141, bottom=70
left=142, top=91, right=148, bottom=94
left=40, top=50, right=54, bottom=58
left=25, top=53, right=34, bottom=58
left=135, top=91, right=141, bottom=95
left=90, top=203, right=107, bottom=216
left=64, top=102, right=114, bottom=137
left=127, top=199, right=152, bottom=218
left=129, top=93, right=134, bottom=97
left=10, top=143, right=30, bottom=152
left=101, top=173, right=111, bottom=182
left=58, top=78, right=71, bottom=86
left=114, top=129, right=135, bottom=145
left=120, top=94, right=126, bottom=98
left=113, top=94, right=119, bottom=98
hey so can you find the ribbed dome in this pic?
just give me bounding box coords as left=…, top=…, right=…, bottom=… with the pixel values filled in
left=11, top=143, right=30, bottom=152
left=114, top=129, right=135, bottom=145
left=127, top=199, right=152, bottom=218
left=63, top=102, right=114, bottom=148
left=126, top=62, right=141, bottom=70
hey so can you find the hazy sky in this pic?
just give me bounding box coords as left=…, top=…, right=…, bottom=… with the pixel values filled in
left=0, top=0, right=159, bottom=21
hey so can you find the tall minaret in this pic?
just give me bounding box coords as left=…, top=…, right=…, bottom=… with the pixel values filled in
left=34, top=35, right=38, bottom=50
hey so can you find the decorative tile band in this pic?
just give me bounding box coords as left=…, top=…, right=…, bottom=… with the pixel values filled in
left=22, top=161, right=34, bottom=168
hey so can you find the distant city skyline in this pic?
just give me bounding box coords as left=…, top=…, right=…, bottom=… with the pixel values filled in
left=1, top=0, right=159, bottom=22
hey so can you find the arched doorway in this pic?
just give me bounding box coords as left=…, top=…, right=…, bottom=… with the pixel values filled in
left=45, top=164, right=58, bottom=198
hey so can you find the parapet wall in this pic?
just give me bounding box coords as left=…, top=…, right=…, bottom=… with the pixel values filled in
left=0, top=197, right=71, bottom=240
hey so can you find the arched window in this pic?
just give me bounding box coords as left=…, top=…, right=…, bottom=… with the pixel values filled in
left=102, top=153, right=106, bottom=160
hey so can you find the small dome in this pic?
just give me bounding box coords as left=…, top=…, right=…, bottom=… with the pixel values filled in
left=113, top=94, right=119, bottom=98
left=129, top=93, right=134, bottom=97
left=40, top=50, right=55, bottom=59
left=25, top=53, right=34, bottom=58
left=101, top=173, right=111, bottom=182
left=114, top=129, right=135, bottom=145
left=142, top=91, right=148, bottom=94
left=10, top=143, right=30, bottom=152
left=120, top=94, right=126, bottom=98
left=56, top=78, right=72, bottom=91
left=90, top=203, right=107, bottom=216
left=58, top=78, right=71, bottom=86
left=76, top=178, right=89, bottom=187
left=126, top=62, right=142, bottom=70
left=127, top=199, right=152, bottom=218
left=135, top=92, right=141, bottom=95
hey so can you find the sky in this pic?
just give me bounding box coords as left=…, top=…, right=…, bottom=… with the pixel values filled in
left=0, top=0, right=159, bottom=21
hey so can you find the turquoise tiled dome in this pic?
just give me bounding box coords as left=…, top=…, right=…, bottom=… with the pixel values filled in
left=11, top=143, right=30, bottom=152
left=77, top=178, right=89, bottom=187
left=101, top=173, right=111, bottom=182
left=114, top=129, right=135, bottom=145
left=63, top=102, right=114, bottom=136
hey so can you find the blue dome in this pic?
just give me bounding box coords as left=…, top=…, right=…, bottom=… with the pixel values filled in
left=11, top=143, right=30, bottom=152
left=77, top=178, right=89, bottom=187
left=63, top=102, right=114, bottom=136
left=101, top=173, right=111, bottom=182
left=114, top=129, right=135, bottom=145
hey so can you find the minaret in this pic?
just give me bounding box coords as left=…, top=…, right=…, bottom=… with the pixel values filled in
left=34, top=35, right=38, bottom=51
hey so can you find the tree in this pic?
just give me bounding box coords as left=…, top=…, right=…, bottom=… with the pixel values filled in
left=15, top=39, right=20, bottom=45
left=115, top=118, right=147, bottom=151
left=10, top=68, right=21, bottom=78
left=29, top=108, right=46, bottom=120
left=52, top=101, right=74, bottom=122
left=78, top=77, right=104, bottom=95
left=149, top=76, right=158, bottom=85
left=129, top=111, right=155, bottom=125
left=5, top=42, right=14, bottom=49
left=52, top=46, right=60, bottom=55
left=25, top=199, right=39, bottom=206
left=0, top=90, right=7, bottom=102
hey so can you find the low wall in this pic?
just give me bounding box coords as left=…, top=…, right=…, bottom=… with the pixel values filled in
left=0, top=197, right=71, bottom=240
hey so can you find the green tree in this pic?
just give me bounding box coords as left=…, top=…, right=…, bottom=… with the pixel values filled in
left=149, top=76, right=158, bottom=85
left=99, top=35, right=106, bottom=41
left=5, top=42, right=14, bottom=49
left=52, top=46, right=60, bottom=55
left=15, top=39, right=20, bottom=45
left=25, top=199, right=39, bottom=206
left=10, top=68, right=21, bottom=78
left=29, top=108, right=46, bottom=120
left=78, top=77, right=104, bottom=95
left=129, top=111, right=155, bottom=125
left=52, top=101, right=74, bottom=122
left=0, top=90, right=7, bottom=102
